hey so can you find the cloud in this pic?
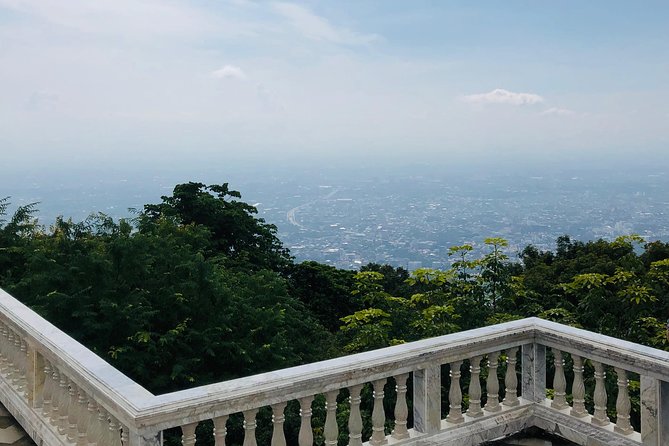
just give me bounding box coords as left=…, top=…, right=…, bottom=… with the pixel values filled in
left=540, top=107, right=576, bottom=116
left=211, top=65, right=247, bottom=81
left=271, top=2, right=381, bottom=45
left=462, top=88, right=544, bottom=106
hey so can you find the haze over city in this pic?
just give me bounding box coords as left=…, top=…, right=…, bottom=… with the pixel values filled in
left=1, top=0, right=668, bottom=268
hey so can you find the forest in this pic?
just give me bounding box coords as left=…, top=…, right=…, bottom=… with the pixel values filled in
left=1, top=182, right=668, bottom=445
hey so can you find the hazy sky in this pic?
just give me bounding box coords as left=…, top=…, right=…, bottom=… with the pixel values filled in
left=1, top=0, right=668, bottom=167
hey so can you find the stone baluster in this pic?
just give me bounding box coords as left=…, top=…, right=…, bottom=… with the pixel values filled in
left=122, top=426, right=129, bottom=446
left=271, top=402, right=287, bottom=446
left=41, top=360, right=53, bottom=418
left=484, top=352, right=501, bottom=412
left=1, top=325, right=12, bottom=376
left=591, top=361, right=610, bottom=426
left=446, top=361, right=464, bottom=423
left=67, top=380, right=80, bottom=442
left=614, top=368, right=634, bottom=435
left=324, top=390, right=339, bottom=446
left=503, top=348, right=519, bottom=407
left=213, top=415, right=228, bottom=446
left=95, top=407, right=112, bottom=446
left=109, top=415, right=123, bottom=446
left=12, top=334, right=23, bottom=387
left=551, top=349, right=568, bottom=409
left=181, top=422, right=197, bottom=446
left=391, top=374, right=410, bottom=440
left=0, top=324, right=9, bottom=375
left=6, top=330, right=17, bottom=383
left=26, top=344, right=41, bottom=407
left=467, top=356, right=484, bottom=417
left=4, top=328, right=16, bottom=380
left=570, top=355, right=588, bottom=418
left=242, top=409, right=258, bottom=446
left=49, top=368, right=61, bottom=426
left=75, top=390, right=89, bottom=446
left=348, top=384, right=364, bottom=446
left=57, top=373, right=71, bottom=435
left=298, top=396, right=313, bottom=446
left=17, top=338, right=28, bottom=394
left=370, top=379, right=388, bottom=446
left=86, top=399, right=103, bottom=445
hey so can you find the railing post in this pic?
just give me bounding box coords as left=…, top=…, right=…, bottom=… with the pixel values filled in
left=591, top=361, right=610, bottom=426
left=271, top=402, right=287, bottom=446
left=125, top=430, right=163, bottom=446
left=348, top=384, right=364, bottom=446
left=370, top=379, right=388, bottom=446
left=641, top=376, right=669, bottom=446
left=446, top=361, right=464, bottom=423
left=484, top=352, right=501, bottom=412
left=570, top=355, right=588, bottom=418
left=324, top=390, right=339, bottom=446
left=551, top=349, right=568, bottom=409
left=503, top=348, right=519, bottom=407
left=25, top=342, right=43, bottom=407
left=391, top=374, right=409, bottom=440
left=413, top=365, right=441, bottom=434
left=467, top=356, right=483, bottom=417
left=521, top=343, right=546, bottom=403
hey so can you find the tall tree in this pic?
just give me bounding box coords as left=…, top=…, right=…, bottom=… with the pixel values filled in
left=143, top=182, right=292, bottom=271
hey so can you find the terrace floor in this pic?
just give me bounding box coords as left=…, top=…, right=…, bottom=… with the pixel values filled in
left=0, top=404, right=33, bottom=446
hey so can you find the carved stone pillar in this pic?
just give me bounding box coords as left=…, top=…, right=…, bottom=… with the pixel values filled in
left=551, top=349, right=568, bottom=410
left=614, top=368, right=633, bottom=435
left=324, top=390, right=339, bottom=446
left=446, top=361, right=464, bottom=423
left=391, top=374, right=410, bottom=439
left=348, top=384, right=364, bottom=446
left=503, top=348, right=519, bottom=407
left=271, top=402, right=287, bottom=446
left=298, top=396, right=314, bottom=446
left=484, top=351, right=501, bottom=412
left=591, top=361, right=610, bottom=426
left=467, top=356, right=483, bottom=417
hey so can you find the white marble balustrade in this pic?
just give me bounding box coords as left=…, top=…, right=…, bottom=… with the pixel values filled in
left=545, top=348, right=643, bottom=440
left=165, top=350, right=527, bottom=446
left=0, top=287, right=668, bottom=446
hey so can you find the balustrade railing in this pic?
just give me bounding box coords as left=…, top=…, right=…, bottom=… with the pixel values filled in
left=0, top=287, right=667, bottom=446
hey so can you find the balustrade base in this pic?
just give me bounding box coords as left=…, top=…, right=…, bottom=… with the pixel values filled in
left=383, top=399, right=642, bottom=446
left=0, top=379, right=69, bottom=446
left=406, top=404, right=533, bottom=446
left=531, top=402, right=641, bottom=446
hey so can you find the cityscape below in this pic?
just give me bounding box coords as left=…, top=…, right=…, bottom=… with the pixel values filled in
left=2, top=162, right=668, bottom=270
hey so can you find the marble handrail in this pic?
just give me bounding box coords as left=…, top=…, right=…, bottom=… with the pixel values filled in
left=1, top=285, right=668, bottom=446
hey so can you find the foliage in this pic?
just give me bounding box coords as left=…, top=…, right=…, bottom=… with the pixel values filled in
left=0, top=189, right=331, bottom=394
left=143, top=182, right=292, bottom=272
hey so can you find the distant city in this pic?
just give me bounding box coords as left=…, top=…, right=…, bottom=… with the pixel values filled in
left=2, top=163, right=668, bottom=270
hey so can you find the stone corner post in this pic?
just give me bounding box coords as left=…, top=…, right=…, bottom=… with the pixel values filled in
left=521, top=343, right=546, bottom=403
left=641, top=376, right=669, bottom=446
left=413, top=364, right=441, bottom=434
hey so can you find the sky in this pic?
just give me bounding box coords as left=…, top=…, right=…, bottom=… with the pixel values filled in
left=1, top=0, right=668, bottom=169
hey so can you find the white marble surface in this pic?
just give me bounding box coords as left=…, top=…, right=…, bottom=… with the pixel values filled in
left=413, top=366, right=441, bottom=434
left=521, top=344, right=545, bottom=404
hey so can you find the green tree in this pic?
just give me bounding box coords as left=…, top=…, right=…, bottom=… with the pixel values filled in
left=143, top=182, right=291, bottom=272
left=287, top=261, right=357, bottom=332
